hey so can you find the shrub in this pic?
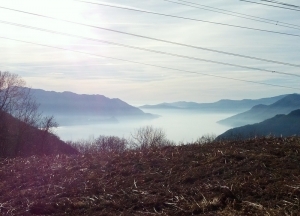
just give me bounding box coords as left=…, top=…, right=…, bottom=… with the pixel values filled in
left=68, top=135, right=128, bottom=154
left=194, top=134, right=217, bottom=145
left=130, top=126, right=175, bottom=149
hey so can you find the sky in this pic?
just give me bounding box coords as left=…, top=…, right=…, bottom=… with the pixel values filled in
left=0, top=0, right=299, bottom=105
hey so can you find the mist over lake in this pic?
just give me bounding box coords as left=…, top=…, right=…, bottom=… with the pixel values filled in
left=54, top=109, right=232, bottom=143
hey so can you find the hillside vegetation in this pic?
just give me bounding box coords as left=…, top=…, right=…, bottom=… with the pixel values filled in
left=1, top=136, right=300, bottom=215
left=0, top=71, right=78, bottom=157
left=0, top=111, right=78, bottom=157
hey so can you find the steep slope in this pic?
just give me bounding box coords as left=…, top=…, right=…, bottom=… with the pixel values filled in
left=140, top=94, right=286, bottom=113
left=217, top=109, right=300, bottom=140
left=218, top=94, right=300, bottom=127
left=1, top=137, right=300, bottom=215
left=0, top=111, right=78, bottom=157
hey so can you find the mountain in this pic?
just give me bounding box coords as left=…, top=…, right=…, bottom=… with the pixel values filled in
left=216, top=109, right=300, bottom=140
left=218, top=94, right=300, bottom=127
left=25, top=88, right=156, bottom=125
left=0, top=111, right=78, bottom=157
left=140, top=94, right=286, bottom=113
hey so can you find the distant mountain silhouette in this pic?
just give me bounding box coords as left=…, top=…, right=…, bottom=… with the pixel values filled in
left=0, top=111, right=78, bottom=157
left=140, top=95, right=286, bottom=113
left=218, top=94, right=300, bottom=127
left=216, top=109, right=300, bottom=140
left=23, top=88, right=156, bottom=125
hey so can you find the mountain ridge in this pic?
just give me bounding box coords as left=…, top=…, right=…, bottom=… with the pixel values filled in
left=218, top=94, right=300, bottom=127
left=216, top=109, right=300, bottom=140
left=140, top=94, right=287, bottom=113
left=23, top=88, right=157, bottom=125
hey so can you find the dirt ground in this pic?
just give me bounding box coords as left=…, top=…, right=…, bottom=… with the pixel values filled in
left=1, top=136, right=300, bottom=215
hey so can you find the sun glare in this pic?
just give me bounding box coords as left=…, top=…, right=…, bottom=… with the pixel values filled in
left=0, top=0, right=105, bottom=46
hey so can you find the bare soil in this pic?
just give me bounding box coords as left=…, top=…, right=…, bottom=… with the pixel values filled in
left=1, top=137, right=300, bottom=215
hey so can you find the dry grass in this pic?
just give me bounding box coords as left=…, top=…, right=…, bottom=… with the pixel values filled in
left=0, top=136, right=300, bottom=215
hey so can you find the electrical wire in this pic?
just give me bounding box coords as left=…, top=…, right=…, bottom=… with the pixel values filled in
left=162, top=0, right=300, bottom=30
left=171, top=0, right=300, bottom=28
left=1, top=36, right=299, bottom=91
left=70, top=0, right=300, bottom=37
left=240, top=0, right=300, bottom=11
left=0, top=6, right=299, bottom=68
left=1, top=19, right=299, bottom=78
left=259, top=0, right=300, bottom=9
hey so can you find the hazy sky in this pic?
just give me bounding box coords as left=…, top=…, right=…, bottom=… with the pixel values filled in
left=0, top=0, right=299, bottom=104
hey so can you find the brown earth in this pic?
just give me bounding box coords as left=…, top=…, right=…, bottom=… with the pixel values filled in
left=0, top=137, right=300, bottom=215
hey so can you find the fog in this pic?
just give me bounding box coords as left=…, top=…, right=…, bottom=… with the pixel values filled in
left=54, top=109, right=233, bottom=143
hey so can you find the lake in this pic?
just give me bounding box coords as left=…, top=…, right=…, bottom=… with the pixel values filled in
left=54, top=109, right=233, bottom=143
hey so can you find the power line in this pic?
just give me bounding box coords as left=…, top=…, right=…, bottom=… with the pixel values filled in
left=1, top=19, right=299, bottom=78
left=71, top=0, right=300, bottom=37
left=162, top=0, right=300, bottom=30
left=259, top=0, right=300, bottom=9
left=0, top=6, right=299, bottom=68
left=0, top=36, right=299, bottom=91
left=240, top=0, right=300, bottom=11
left=172, top=0, right=300, bottom=28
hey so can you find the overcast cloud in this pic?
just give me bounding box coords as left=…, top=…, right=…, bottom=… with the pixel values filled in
left=0, top=0, right=299, bottom=104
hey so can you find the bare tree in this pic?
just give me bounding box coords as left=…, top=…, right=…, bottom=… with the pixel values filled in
left=67, top=135, right=128, bottom=154
left=0, top=71, right=57, bottom=157
left=194, top=134, right=217, bottom=145
left=131, top=126, right=174, bottom=149
left=0, top=72, right=39, bottom=125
